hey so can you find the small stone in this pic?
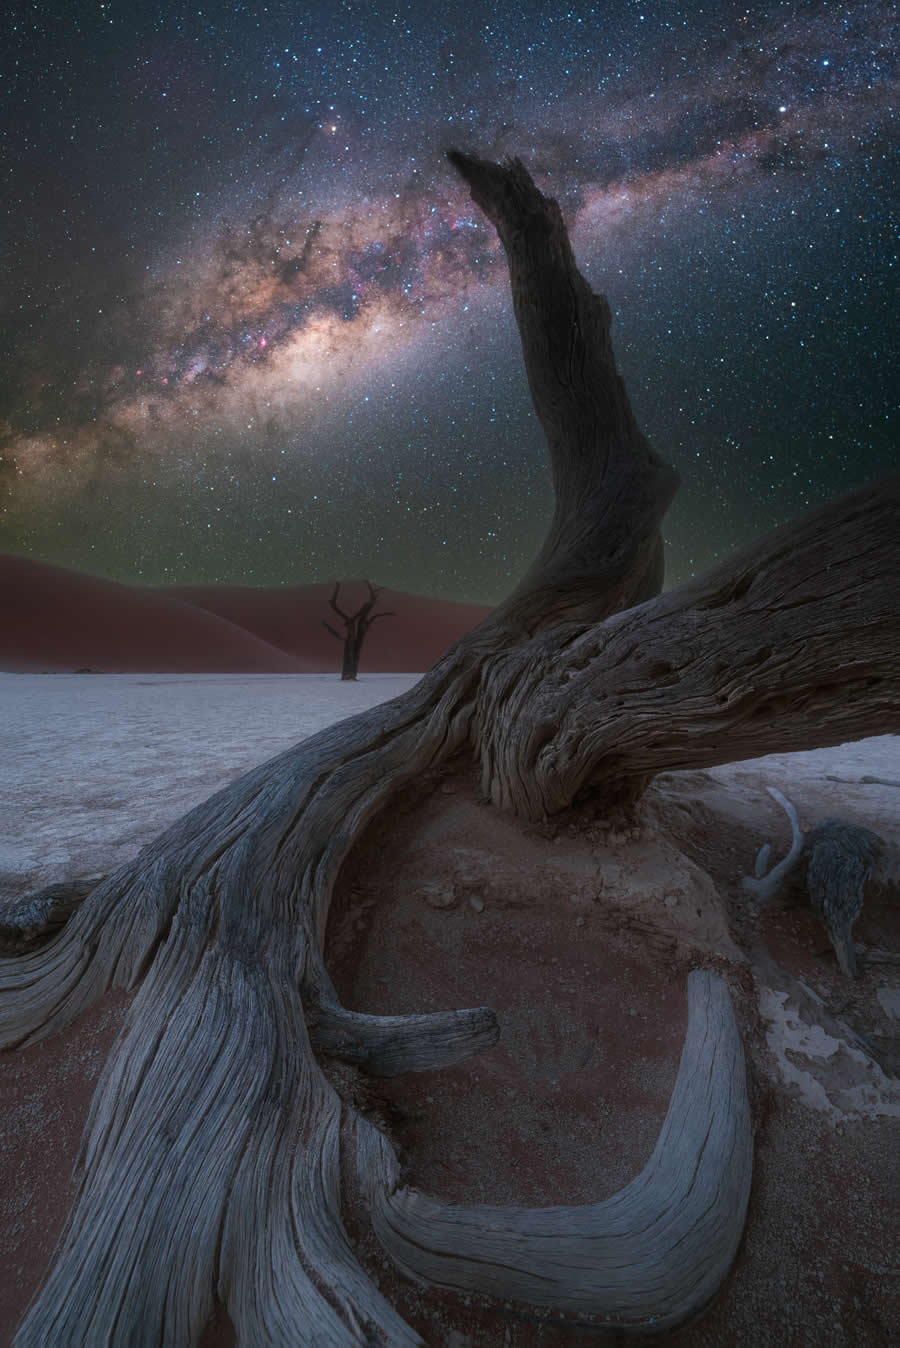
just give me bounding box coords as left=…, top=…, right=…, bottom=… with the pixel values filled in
left=575, top=916, right=585, bottom=927
left=422, top=885, right=456, bottom=910
left=440, top=783, right=457, bottom=795
left=664, top=893, right=678, bottom=908
left=469, top=896, right=485, bottom=913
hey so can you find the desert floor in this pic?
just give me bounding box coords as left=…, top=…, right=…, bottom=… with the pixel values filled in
left=1, top=674, right=898, bottom=1346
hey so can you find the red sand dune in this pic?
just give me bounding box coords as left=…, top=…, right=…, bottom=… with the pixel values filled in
left=168, top=581, right=491, bottom=673
left=0, top=555, right=310, bottom=674
left=0, top=556, right=491, bottom=674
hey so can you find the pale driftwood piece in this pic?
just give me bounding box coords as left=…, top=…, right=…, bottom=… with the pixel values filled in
left=858, top=946, right=900, bottom=965
left=742, top=787, right=806, bottom=904
left=308, top=1002, right=500, bottom=1075
left=362, top=970, right=751, bottom=1333
left=753, top=843, right=772, bottom=878
left=1, top=150, right=897, bottom=1344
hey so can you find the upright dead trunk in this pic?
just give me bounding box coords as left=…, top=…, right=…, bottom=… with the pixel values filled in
left=1, top=150, right=897, bottom=1347
left=322, top=580, right=394, bottom=680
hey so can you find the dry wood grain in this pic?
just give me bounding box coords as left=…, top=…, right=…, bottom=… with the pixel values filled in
left=363, top=970, right=751, bottom=1332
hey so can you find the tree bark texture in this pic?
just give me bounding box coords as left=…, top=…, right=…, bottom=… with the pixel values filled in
left=1, top=150, right=897, bottom=1345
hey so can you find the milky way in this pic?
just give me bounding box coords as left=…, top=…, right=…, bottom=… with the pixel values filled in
left=1, top=1, right=896, bottom=601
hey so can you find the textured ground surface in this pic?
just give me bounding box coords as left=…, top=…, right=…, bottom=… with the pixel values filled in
left=1, top=675, right=897, bottom=1346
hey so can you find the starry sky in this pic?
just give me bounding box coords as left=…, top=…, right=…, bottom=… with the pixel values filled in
left=1, top=1, right=896, bottom=604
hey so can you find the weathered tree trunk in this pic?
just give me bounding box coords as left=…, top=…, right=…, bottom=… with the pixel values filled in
left=323, top=580, right=394, bottom=680
left=2, top=150, right=898, bottom=1346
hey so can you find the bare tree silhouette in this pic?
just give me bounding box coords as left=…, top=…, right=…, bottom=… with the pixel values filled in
left=322, top=580, right=395, bottom=680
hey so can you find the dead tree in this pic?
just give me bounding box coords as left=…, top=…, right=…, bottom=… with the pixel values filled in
left=1, top=150, right=898, bottom=1346
left=322, top=580, right=395, bottom=681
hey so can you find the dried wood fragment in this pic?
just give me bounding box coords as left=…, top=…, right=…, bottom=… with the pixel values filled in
left=362, top=971, right=751, bottom=1333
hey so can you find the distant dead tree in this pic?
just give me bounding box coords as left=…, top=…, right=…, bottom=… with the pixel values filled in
left=1, top=149, right=898, bottom=1346
left=322, top=580, right=395, bottom=680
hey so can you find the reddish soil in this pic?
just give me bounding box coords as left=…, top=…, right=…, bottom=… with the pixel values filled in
left=0, top=992, right=133, bottom=1346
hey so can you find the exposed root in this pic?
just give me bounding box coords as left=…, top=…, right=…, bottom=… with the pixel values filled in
left=15, top=940, right=419, bottom=1347
left=360, top=970, right=752, bottom=1334
left=308, top=1000, right=500, bottom=1076
left=6, top=667, right=476, bottom=1345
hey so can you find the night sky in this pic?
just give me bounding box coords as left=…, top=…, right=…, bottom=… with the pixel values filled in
left=1, top=1, right=895, bottom=604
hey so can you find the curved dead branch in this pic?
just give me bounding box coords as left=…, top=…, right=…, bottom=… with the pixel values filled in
left=361, top=970, right=751, bottom=1333
left=742, top=787, right=806, bottom=905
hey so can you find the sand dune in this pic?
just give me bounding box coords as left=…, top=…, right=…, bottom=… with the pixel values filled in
left=0, top=555, right=310, bottom=673
left=0, top=555, right=491, bottom=674
left=168, top=580, right=491, bottom=672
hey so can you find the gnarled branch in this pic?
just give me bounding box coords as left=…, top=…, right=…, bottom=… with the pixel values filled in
left=475, top=475, right=900, bottom=815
